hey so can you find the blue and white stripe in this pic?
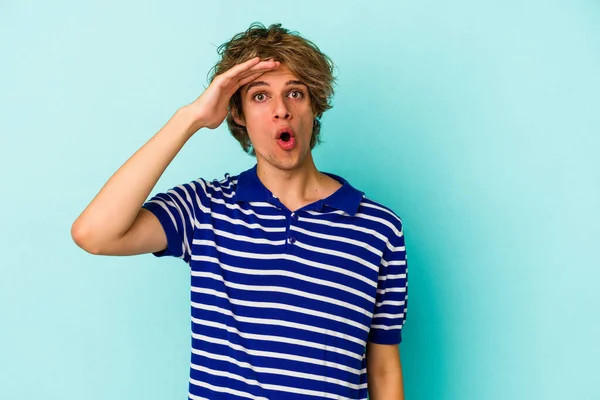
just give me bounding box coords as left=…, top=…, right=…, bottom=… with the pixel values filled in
left=142, top=164, right=407, bottom=400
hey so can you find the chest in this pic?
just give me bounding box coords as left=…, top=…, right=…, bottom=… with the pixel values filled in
left=188, top=206, right=384, bottom=345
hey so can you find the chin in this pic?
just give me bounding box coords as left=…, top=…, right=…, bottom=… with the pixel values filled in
left=259, top=151, right=309, bottom=172
left=268, top=158, right=302, bottom=171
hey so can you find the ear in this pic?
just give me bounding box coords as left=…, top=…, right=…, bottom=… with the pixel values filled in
left=231, top=107, right=246, bottom=127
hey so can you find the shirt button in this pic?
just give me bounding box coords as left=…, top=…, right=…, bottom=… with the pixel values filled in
left=291, top=213, right=299, bottom=220
left=288, top=237, right=297, bottom=244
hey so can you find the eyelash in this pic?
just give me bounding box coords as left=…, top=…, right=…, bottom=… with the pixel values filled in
left=253, top=90, right=304, bottom=102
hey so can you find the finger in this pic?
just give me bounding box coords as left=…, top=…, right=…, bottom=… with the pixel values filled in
left=236, top=61, right=279, bottom=80
left=231, top=62, right=278, bottom=85
left=222, top=57, right=262, bottom=78
left=216, top=59, right=279, bottom=94
left=225, top=58, right=279, bottom=81
left=245, top=60, right=280, bottom=74
left=237, top=70, right=268, bottom=88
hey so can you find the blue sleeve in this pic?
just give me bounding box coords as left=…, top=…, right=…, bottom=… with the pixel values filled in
left=368, top=222, right=408, bottom=345
left=141, top=179, right=209, bottom=264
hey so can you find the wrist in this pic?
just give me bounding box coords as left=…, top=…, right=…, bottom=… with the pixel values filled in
left=177, top=105, right=206, bottom=137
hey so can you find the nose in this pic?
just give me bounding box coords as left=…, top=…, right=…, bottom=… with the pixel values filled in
left=272, top=96, right=291, bottom=120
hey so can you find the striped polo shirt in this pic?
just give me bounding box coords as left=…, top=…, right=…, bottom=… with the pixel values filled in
left=142, top=164, right=408, bottom=400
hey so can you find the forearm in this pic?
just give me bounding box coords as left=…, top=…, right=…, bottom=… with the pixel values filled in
left=368, top=366, right=404, bottom=400
left=72, top=106, right=200, bottom=251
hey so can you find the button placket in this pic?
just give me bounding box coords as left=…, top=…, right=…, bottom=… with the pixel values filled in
left=286, top=212, right=298, bottom=249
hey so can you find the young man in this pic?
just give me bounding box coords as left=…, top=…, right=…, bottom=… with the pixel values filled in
left=72, top=23, right=407, bottom=400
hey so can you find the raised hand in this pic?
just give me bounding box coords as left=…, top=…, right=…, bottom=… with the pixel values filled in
left=188, top=57, right=280, bottom=130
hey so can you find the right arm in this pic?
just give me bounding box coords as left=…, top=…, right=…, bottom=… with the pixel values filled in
left=71, top=57, right=279, bottom=256
left=71, top=107, right=197, bottom=256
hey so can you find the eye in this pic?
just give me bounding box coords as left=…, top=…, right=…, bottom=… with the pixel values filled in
left=253, top=92, right=268, bottom=102
left=288, top=90, right=304, bottom=99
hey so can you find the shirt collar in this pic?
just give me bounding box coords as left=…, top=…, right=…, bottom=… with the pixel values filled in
left=234, top=164, right=364, bottom=216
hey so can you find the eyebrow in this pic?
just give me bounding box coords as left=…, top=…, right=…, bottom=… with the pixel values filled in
left=245, top=80, right=306, bottom=94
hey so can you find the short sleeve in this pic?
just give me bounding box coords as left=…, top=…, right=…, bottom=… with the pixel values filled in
left=368, top=224, right=408, bottom=345
left=141, top=179, right=209, bottom=263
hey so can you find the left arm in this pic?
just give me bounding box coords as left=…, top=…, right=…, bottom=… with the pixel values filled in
left=368, top=219, right=408, bottom=399
left=366, top=342, right=405, bottom=400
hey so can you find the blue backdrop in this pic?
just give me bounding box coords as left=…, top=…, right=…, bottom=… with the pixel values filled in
left=1, top=1, right=598, bottom=399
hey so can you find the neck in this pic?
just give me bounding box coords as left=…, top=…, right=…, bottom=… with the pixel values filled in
left=255, top=154, right=328, bottom=207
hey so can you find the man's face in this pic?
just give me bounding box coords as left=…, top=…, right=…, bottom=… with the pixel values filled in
left=235, top=63, right=316, bottom=172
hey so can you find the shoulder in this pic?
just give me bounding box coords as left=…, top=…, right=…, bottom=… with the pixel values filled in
left=189, top=172, right=241, bottom=198
left=358, top=195, right=404, bottom=238
left=359, top=196, right=403, bottom=225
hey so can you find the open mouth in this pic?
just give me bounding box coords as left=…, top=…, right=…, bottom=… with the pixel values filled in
left=276, top=128, right=296, bottom=150
left=276, top=127, right=295, bottom=141
left=280, top=132, right=291, bottom=142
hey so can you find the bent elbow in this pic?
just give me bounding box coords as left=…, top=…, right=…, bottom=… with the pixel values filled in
left=71, top=219, right=102, bottom=255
